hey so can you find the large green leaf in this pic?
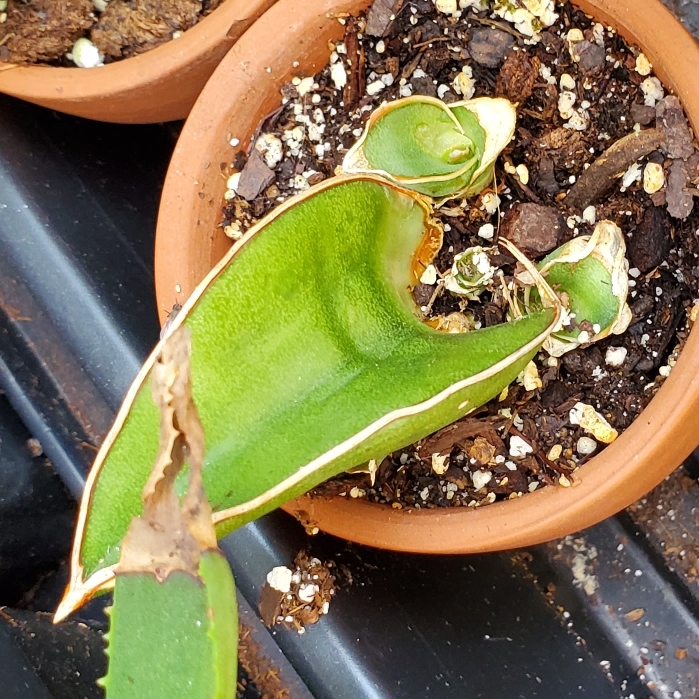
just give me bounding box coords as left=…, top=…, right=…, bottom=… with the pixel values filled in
left=62, top=176, right=555, bottom=612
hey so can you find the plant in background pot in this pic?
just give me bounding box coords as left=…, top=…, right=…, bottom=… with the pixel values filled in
left=0, top=0, right=277, bottom=123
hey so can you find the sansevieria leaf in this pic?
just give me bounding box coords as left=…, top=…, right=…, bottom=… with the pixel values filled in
left=56, top=172, right=559, bottom=619
left=102, top=330, right=238, bottom=699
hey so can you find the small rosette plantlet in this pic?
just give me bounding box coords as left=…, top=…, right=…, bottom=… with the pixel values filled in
left=102, top=329, right=237, bottom=699
left=508, top=220, right=632, bottom=357
left=55, top=95, right=628, bottom=622
left=443, top=246, right=496, bottom=300
left=342, top=95, right=516, bottom=200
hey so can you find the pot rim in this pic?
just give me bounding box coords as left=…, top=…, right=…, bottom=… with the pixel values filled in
left=155, top=0, right=699, bottom=553
left=0, top=0, right=276, bottom=123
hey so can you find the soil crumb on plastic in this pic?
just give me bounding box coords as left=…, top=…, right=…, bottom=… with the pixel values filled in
left=259, top=552, right=336, bottom=634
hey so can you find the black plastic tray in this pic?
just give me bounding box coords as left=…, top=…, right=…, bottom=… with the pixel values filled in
left=2, top=5, right=699, bottom=694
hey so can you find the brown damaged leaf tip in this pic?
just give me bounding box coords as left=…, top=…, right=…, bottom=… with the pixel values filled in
left=117, top=326, right=216, bottom=581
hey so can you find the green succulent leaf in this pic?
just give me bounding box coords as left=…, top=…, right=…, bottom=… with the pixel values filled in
left=361, top=101, right=484, bottom=194
left=103, top=552, right=237, bottom=699
left=342, top=95, right=516, bottom=200
left=537, top=220, right=632, bottom=356
left=544, top=256, right=619, bottom=335
left=505, top=220, right=632, bottom=357
left=59, top=175, right=558, bottom=614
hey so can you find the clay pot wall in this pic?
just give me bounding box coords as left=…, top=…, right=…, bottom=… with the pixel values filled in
left=0, top=0, right=277, bottom=123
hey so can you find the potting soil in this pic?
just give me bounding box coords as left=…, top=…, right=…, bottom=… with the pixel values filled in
left=220, top=0, right=699, bottom=511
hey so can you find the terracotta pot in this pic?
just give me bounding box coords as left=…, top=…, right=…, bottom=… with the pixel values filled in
left=0, top=0, right=277, bottom=123
left=155, top=0, right=699, bottom=552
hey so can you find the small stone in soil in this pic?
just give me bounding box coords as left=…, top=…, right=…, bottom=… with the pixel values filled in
left=656, top=96, right=695, bottom=160
left=236, top=150, right=276, bottom=202
left=500, top=203, right=565, bottom=257
left=577, top=436, right=597, bottom=455
left=413, top=284, right=434, bottom=307
left=630, top=102, right=656, bottom=126
left=468, top=28, right=515, bottom=69
left=571, top=41, right=606, bottom=72
left=536, top=157, right=560, bottom=195
left=666, top=157, right=697, bottom=221
left=365, top=0, right=404, bottom=36
left=627, top=207, right=671, bottom=273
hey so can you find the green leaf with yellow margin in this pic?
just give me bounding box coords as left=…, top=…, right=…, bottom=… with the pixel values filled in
left=101, top=329, right=238, bottom=699
left=56, top=97, right=557, bottom=620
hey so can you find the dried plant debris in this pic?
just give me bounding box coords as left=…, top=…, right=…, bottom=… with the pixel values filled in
left=221, top=0, right=699, bottom=508
left=238, top=623, right=293, bottom=699
left=0, top=0, right=222, bottom=65
left=259, top=552, right=336, bottom=634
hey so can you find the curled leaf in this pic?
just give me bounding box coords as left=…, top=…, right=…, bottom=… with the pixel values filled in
left=342, top=95, right=516, bottom=200
left=60, top=175, right=560, bottom=614
left=512, top=220, right=632, bottom=357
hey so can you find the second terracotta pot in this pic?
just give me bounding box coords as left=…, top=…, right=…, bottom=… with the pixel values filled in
left=155, top=0, right=699, bottom=553
left=0, top=0, right=277, bottom=123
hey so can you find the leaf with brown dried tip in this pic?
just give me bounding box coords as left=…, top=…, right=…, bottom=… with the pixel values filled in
left=95, top=328, right=238, bottom=699
left=116, top=326, right=216, bottom=581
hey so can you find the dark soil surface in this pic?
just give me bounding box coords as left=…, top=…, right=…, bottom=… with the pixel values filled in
left=220, top=0, right=699, bottom=511
left=0, top=0, right=223, bottom=64
left=258, top=551, right=337, bottom=632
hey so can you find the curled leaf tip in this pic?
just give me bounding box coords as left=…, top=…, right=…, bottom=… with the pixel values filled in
left=539, top=220, right=632, bottom=357
left=505, top=220, right=631, bottom=357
